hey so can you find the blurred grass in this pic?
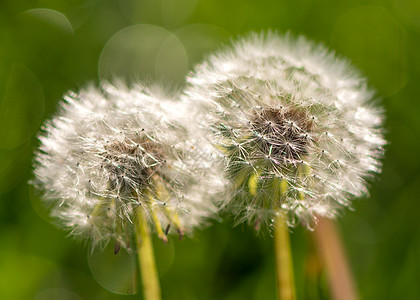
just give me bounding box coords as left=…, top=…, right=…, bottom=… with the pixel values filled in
left=1, top=0, right=420, bottom=299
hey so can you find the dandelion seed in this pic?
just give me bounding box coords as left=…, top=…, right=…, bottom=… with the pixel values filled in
left=32, top=83, right=224, bottom=250
left=185, top=32, right=386, bottom=230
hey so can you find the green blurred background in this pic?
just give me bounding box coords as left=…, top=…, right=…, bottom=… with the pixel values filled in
left=1, top=0, right=419, bottom=299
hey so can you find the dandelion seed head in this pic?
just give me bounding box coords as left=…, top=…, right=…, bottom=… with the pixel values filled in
left=33, top=83, right=223, bottom=249
left=185, top=32, right=386, bottom=230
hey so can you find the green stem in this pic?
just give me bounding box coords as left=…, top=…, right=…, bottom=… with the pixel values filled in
left=135, top=207, right=162, bottom=300
left=274, top=210, right=296, bottom=300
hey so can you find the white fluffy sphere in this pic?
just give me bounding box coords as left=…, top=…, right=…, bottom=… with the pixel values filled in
left=185, top=32, right=386, bottom=229
left=33, top=83, right=224, bottom=249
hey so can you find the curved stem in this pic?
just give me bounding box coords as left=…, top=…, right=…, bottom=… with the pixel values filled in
left=135, top=207, right=162, bottom=300
left=274, top=210, right=296, bottom=300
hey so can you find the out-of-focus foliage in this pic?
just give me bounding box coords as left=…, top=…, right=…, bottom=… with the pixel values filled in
left=0, top=0, right=419, bottom=299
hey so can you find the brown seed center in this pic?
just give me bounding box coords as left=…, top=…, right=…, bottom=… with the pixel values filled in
left=250, top=106, right=313, bottom=161
left=102, top=136, right=162, bottom=192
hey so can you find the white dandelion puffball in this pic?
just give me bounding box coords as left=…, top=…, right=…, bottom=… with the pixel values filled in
left=33, top=83, right=224, bottom=250
left=185, top=32, right=386, bottom=229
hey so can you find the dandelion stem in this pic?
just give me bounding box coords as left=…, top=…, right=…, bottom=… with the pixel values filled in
left=135, top=207, right=161, bottom=300
left=274, top=210, right=296, bottom=300
left=314, top=217, right=359, bottom=300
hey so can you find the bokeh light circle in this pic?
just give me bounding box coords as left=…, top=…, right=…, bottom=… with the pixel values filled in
left=98, top=24, right=188, bottom=84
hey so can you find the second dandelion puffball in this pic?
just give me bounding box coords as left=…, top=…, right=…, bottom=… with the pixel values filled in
left=185, top=33, right=386, bottom=229
left=33, top=84, right=224, bottom=250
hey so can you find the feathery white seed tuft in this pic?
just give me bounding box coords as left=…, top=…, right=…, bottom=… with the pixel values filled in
left=32, top=83, right=225, bottom=250
left=185, top=32, right=386, bottom=230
